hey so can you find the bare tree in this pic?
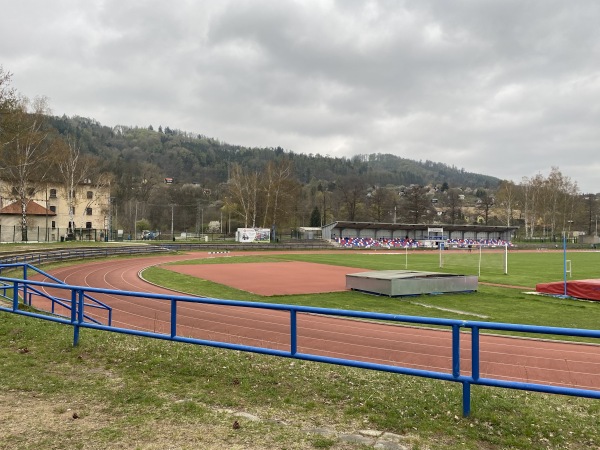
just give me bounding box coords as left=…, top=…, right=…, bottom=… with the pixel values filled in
left=520, top=174, right=545, bottom=239
left=476, top=190, right=494, bottom=224
left=443, top=188, right=463, bottom=224
left=367, top=187, right=395, bottom=222
left=56, top=136, right=94, bottom=231
left=261, top=159, right=292, bottom=230
left=336, top=175, right=365, bottom=221
left=520, top=170, right=579, bottom=240
left=400, top=185, right=432, bottom=223
left=0, top=96, right=55, bottom=241
left=545, top=167, right=578, bottom=237
left=495, top=180, right=518, bottom=226
left=225, top=163, right=260, bottom=228
left=0, top=66, right=18, bottom=147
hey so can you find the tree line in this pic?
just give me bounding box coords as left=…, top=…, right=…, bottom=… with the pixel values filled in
left=1, top=66, right=597, bottom=240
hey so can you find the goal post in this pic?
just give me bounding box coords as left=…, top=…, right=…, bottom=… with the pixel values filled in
left=439, top=243, right=508, bottom=276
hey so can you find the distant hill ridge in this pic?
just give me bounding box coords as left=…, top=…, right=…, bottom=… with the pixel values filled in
left=49, top=115, right=500, bottom=190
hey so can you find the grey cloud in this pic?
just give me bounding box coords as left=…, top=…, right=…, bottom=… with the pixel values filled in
left=1, top=0, right=599, bottom=191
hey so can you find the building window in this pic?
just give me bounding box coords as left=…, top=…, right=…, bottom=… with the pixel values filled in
left=87, top=191, right=93, bottom=199
left=49, top=189, right=57, bottom=198
left=70, top=207, right=75, bottom=215
left=86, top=207, right=92, bottom=215
left=51, top=221, right=56, bottom=229
left=49, top=206, right=56, bottom=213
left=85, top=222, right=92, bottom=229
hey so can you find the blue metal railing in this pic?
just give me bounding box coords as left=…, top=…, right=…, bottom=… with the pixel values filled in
left=0, top=264, right=112, bottom=326
left=0, top=274, right=599, bottom=417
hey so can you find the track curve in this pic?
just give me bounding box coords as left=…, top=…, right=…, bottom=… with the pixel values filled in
left=35, top=251, right=600, bottom=391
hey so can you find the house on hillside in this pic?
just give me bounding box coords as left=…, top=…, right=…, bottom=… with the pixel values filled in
left=0, top=180, right=111, bottom=242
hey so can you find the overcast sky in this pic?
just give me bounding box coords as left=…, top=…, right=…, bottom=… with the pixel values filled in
left=1, top=1, right=599, bottom=192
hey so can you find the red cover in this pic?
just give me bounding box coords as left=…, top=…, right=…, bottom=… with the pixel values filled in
left=536, top=279, right=600, bottom=301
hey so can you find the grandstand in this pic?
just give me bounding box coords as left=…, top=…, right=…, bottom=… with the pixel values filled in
left=335, top=237, right=420, bottom=248
left=324, top=221, right=517, bottom=248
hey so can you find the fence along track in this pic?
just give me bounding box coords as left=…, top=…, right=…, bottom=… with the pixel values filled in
left=1, top=261, right=600, bottom=418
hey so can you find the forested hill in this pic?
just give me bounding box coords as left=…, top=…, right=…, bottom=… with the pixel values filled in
left=49, top=115, right=500, bottom=190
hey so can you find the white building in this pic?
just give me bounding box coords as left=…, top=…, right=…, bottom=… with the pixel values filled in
left=0, top=180, right=111, bottom=242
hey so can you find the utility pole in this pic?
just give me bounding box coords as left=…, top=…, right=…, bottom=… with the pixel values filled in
left=45, top=184, right=49, bottom=242
left=171, top=204, right=175, bottom=241
left=134, top=201, right=138, bottom=240
left=589, top=194, right=595, bottom=236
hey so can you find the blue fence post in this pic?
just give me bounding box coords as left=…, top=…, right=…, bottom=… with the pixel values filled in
left=23, top=264, right=28, bottom=306
left=471, top=326, right=480, bottom=381
left=72, top=289, right=80, bottom=346
left=452, top=323, right=472, bottom=416
left=452, top=324, right=460, bottom=378
left=78, top=290, right=84, bottom=328
left=462, top=325, right=481, bottom=417
left=290, top=310, right=297, bottom=355
left=171, top=299, right=177, bottom=338
left=462, top=381, right=471, bottom=417
left=12, top=280, right=19, bottom=311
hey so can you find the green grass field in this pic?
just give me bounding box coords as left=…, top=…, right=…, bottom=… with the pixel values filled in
left=144, top=249, right=600, bottom=339
left=2, top=248, right=600, bottom=449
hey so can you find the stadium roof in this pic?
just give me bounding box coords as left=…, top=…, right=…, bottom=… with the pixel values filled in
left=328, top=221, right=518, bottom=232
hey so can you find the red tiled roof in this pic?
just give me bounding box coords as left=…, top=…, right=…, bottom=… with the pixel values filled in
left=0, top=201, right=56, bottom=216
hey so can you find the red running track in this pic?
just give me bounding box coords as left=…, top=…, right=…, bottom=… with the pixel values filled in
left=32, top=251, right=600, bottom=391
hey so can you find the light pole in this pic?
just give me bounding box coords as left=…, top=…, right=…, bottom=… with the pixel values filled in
left=584, top=194, right=597, bottom=236
left=134, top=201, right=138, bottom=240
left=170, top=204, right=175, bottom=241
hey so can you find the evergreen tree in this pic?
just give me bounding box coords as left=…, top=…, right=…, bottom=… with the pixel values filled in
left=310, top=206, right=321, bottom=227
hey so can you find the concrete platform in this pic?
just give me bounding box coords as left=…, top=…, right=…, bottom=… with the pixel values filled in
left=346, top=270, right=478, bottom=297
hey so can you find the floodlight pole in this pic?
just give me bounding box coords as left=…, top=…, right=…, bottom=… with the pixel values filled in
left=171, top=204, right=175, bottom=241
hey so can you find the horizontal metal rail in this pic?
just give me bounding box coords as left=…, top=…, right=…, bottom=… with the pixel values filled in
left=1, top=275, right=599, bottom=417
left=0, top=242, right=331, bottom=268
left=0, top=245, right=172, bottom=267
left=0, top=264, right=112, bottom=326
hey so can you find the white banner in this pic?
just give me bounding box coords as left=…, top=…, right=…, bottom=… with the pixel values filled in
left=235, top=228, right=271, bottom=242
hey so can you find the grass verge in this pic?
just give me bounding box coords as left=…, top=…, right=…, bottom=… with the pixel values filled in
left=1, top=313, right=600, bottom=449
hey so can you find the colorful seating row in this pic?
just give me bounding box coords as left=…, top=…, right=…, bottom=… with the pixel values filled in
left=333, top=237, right=512, bottom=248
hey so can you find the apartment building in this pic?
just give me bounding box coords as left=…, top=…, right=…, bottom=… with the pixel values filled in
left=0, top=180, right=110, bottom=242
